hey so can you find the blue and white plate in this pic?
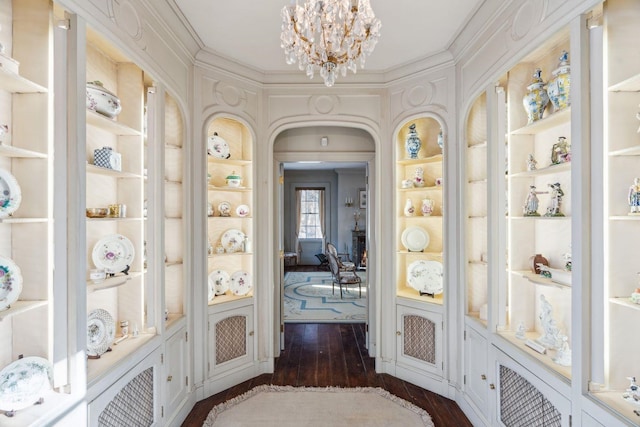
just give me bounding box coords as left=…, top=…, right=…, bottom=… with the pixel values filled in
left=0, top=356, right=53, bottom=412
left=0, top=255, right=22, bottom=311
left=0, top=168, right=21, bottom=218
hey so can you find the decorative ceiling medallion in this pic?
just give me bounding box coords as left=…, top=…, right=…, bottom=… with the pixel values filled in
left=109, top=0, right=143, bottom=41
left=405, top=84, right=434, bottom=108
left=310, top=95, right=339, bottom=115
left=213, top=82, right=246, bottom=108
left=511, top=0, right=544, bottom=42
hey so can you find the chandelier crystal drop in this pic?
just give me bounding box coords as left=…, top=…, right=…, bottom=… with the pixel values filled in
left=280, top=0, right=381, bottom=87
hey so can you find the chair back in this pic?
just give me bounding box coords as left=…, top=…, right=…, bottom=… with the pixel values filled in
left=327, top=251, right=340, bottom=278
left=326, top=242, right=338, bottom=258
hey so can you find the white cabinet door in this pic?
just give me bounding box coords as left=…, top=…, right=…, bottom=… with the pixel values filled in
left=396, top=304, right=442, bottom=377
left=164, top=326, right=188, bottom=421
left=464, top=326, right=489, bottom=419
left=208, top=304, right=254, bottom=378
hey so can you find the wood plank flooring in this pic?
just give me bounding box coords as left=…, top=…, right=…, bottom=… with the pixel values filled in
left=181, top=323, right=472, bottom=426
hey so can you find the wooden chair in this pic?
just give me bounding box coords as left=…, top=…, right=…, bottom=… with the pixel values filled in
left=326, top=242, right=356, bottom=272
left=314, top=253, right=329, bottom=271
left=328, top=252, right=362, bottom=299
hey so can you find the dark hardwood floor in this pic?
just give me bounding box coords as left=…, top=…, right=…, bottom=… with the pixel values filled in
left=181, top=322, right=472, bottom=426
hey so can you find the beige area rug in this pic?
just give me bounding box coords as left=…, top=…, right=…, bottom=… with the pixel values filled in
left=202, top=385, right=434, bottom=427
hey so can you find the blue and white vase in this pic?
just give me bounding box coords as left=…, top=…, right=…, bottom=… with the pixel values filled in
left=522, top=68, right=549, bottom=124
left=547, top=51, right=571, bottom=111
left=405, top=124, right=421, bottom=159
left=437, top=130, right=444, bottom=153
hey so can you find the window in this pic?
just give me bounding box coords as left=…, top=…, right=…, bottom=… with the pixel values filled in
left=297, top=188, right=324, bottom=239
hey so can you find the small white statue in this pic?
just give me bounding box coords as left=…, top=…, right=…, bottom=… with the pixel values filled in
left=545, top=182, right=564, bottom=217
left=553, top=334, right=572, bottom=366
left=527, top=153, right=537, bottom=171
left=537, top=295, right=561, bottom=349
left=623, top=376, right=640, bottom=405
left=515, top=321, right=526, bottom=340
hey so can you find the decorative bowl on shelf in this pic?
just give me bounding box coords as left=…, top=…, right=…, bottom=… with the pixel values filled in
left=86, top=81, right=122, bottom=119
left=86, top=208, right=108, bottom=218
left=226, top=171, right=242, bottom=188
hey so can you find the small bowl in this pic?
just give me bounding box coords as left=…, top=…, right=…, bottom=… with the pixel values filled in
left=86, top=208, right=108, bottom=218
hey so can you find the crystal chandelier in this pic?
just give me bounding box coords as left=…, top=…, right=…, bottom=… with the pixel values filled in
left=280, top=0, right=381, bottom=87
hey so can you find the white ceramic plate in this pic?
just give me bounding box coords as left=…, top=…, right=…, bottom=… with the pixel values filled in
left=407, top=260, right=443, bottom=295
left=0, top=168, right=22, bottom=218
left=0, top=356, right=53, bottom=412
left=209, top=269, right=231, bottom=296
left=86, top=308, right=116, bottom=357
left=207, top=275, right=215, bottom=301
left=92, top=234, right=135, bottom=274
left=236, top=204, right=250, bottom=217
left=218, top=201, right=231, bottom=217
left=221, top=229, right=245, bottom=253
left=207, top=133, right=230, bottom=159
left=0, top=255, right=23, bottom=312
left=401, top=226, right=430, bottom=252
left=230, top=271, right=252, bottom=296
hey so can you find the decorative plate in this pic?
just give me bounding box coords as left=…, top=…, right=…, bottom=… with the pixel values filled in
left=0, top=168, right=22, bottom=218
left=207, top=132, right=230, bottom=159
left=218, top=201, right=231, bottom=217
left=407, top=260, right=444, bottom=295
left=401, top=226, right=430, bottom=252
left=0, top=356, right=53, bottom=412
left=207, top=275, right=215, bottom=302
left=0, top=255, right=23, bottom=312
left=230, top=271, right=252, bottom=296
left=221, top=229, right=245, bottom=253
left=92, top=234, right=135, bottom=274
left=86, top=308, right=116, bottom=357
left=236, top=204, right=250, bottom=217
left=208, top=269, right=231, bottom=295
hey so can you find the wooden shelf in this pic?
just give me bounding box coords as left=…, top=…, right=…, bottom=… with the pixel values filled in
left=609, top=145, right=640, bottom=157
left=86, top=110, right=141, bottom=136
left=513, top=270, right=571, bottom=289
left=86, top=164, right=143, bottom=178
left=608, top=73, right=640, bottom=92
left=209, top=293, right=253, bottom=305
left=0, top=217, right=48, bottom=224
left=509, top=162, right=571, bottom=178
left=165, top=179, right=182, bottom=184
left=396, top=154, right=443, bottom=165
left=86, top=217, right=145, bottom=222
left=609, top=215, right=640, bottom=221
left=165, top=144, right=183, bottom=150
left=466, top=312, right=488, bottom=328
left=510, top=215, right=571, bottom=220
left=497, top=330, right=571, bottom=380
left=0, top=300, right=48, bottom=321
left=468, top=260, right=488, bottom=266
left=208, top=215, right=252, bottom=220
left=165, top=313, right=185, bottom=330
left=207, top=252, right=252, bottom=258
left=510, top=107, right=571, bottom=135
left=396, top=287, right=444, bottom=305
left=468, top=141, right=487, bottom=149
left=207, top=157, right=252, bottom=167
left=0, top=142, right=47, bottom=158
left=609, top=297, right=640, bottom=312
left=397, top=250, right=442, bottom=257
left=589, top=390, right=640, bottom=425
left=87, top=333, right=156, bottom=385
left=468, top=179, right=487, bottom=184
left=398, top=185, right=442, bottom=192
left=207, top=185, right=251, bottom=192
left=165, top=261, right=184, bottom=267
left=0, top=63, right=47, bottom=93
left=87, top=273, right=143, bottom=293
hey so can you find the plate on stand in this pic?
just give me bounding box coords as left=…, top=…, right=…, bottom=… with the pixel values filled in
left=92, top=234, right=135, bottom=274
left=221, top=229, right=245, bottom=253
left=0, top=255, right=23, bottom=311
left=86, top=308, right=116, bottom=357
left=236, top=204, right=250, bottom=217
left=401, top=226, right=430, bottom=252
left=209, top=269, right=231, bottom=295
left=207, top=132, right=230, bottom=159
left=0, top=356, right=53, bottom=412
left=407, top=260, right=443, bottom=295
left=230, top=271, right=252, bottom=296
left=0, top=168, right=22, bottom=218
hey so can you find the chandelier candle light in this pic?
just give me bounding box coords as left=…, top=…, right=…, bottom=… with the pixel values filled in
left=280, top=0, right=381, bottom=87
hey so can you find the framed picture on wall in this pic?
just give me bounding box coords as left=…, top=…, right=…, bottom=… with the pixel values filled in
left=359, top=189, right=367, bottom=209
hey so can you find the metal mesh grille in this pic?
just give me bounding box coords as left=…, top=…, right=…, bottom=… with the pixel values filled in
left=403, top=314, right=436, bottom=364
left=98, top=367, right=154, bottom=427
left=216, top=315, right=247, bottom=364
left=499, top=365, right=562, bottom=427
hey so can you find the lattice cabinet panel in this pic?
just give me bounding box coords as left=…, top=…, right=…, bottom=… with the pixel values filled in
left=208, top=304, right=254, bottom=378
left=396, top=304, right=442, bottom=377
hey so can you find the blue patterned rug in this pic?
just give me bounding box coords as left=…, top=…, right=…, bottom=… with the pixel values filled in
left=284, top=271, right=367, bottom=323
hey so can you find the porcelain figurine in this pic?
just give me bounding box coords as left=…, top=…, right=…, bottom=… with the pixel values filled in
left=515, top=321, right=526, bottom=340
left=623, top=377, right=640, bottom=405
left=553, top=335, right=572, bottom=366
left=405, top=124, right=421, bottom=159
left=523, top=68, right=550, bottom=124
left=547, top=51, right=571, bottom=111
left=530, top=253, right=549, bottom=274
left=523, top=185, right=544, bottom=216
left=527, top=153, right=537, bottom=171
left=629, top=178, right=640, bottom=214
left=413, top=167, right=425, bottom=187
left=401, top=179, right=414, bottom=189
left=437, top=130, right=444, bottom=153
left=421, top=198, right=434, bottom=216
left=544, top=182, right=564, bottom=217
left=537, top=294, right=561, bottom=349
left=404, top=198, right=415, bottom=216
left=551, top=136, right=571, bottom=164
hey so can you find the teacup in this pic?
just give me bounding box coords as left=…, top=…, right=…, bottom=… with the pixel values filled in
left=89, top=269, right=106, bottom=283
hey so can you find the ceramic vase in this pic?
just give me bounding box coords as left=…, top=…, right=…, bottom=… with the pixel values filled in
left=404, top=198, right=415, bottom=216
left=547, top=51, right=571, bottom=111
left=413, top=167, right=425, bottom=187
left=421, top=198, right=434, bottom=216
left=523, top=68, right=549, bottom=124
left=405, top=124, right=421, bottom=159
left=530, top=253, right=549, bottom=274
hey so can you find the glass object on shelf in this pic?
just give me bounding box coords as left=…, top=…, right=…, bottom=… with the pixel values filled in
left=522, top=68, right=550, bottom=124
left=547, top=50, right=571, bottom=111
left=551, top=136, right=571, bottom=164
left=544, top=182, right=565, bottom=217
left=523, top=185, right=544, bottom=217
left=405, top=123, right=421, bottom=159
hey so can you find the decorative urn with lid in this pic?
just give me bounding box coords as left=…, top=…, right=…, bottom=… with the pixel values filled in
left=86, top=81, right=122, bottom=119
left=547, top=51, right=571, bottom=111
left=405, top=124, right=421, bottom=159
left=522, top=68, right=549, bottom=124
left=225, top=171, right=242, bottom=188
